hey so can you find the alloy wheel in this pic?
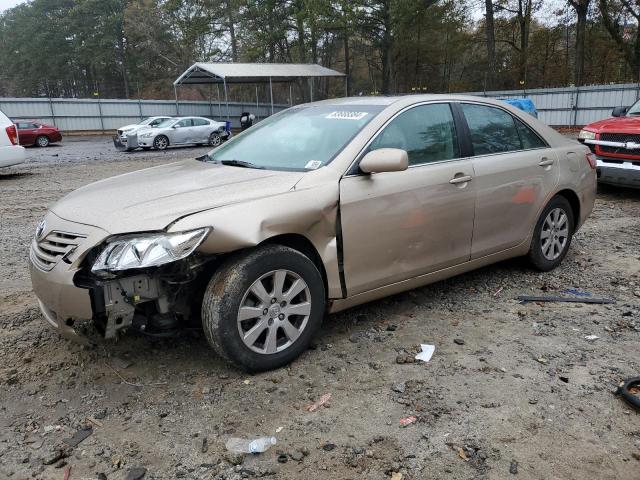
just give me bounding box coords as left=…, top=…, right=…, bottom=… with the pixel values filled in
left=236, top=269, right=311, bottom=355
left=540, top=207, right=569, bottom=261
left=154, top=136, right=168, bottom=150
left=36, top=136, right=49, bottom=147
left=209, top=133, right=221, bottom=147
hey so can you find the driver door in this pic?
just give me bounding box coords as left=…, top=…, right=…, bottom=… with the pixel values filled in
left=339, top=103, right=476, bottom=296
left=170, top=118, right=193, bottom=144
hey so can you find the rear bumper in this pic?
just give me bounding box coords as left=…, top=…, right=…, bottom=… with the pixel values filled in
left=596, top=158, right=640, bottom=188
left=0, top=145, right=26, bottom=168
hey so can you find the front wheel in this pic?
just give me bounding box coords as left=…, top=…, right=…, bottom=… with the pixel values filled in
left=153, top=135, right=169, bottom=150
left=36, top=135, right=50, bottom=147
left=528, top=195, right=574, bottom=271
left=202, top=245, right=325, bottom=372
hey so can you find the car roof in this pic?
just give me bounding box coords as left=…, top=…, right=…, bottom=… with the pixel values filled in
left=306, top=94, right=516, bottom=108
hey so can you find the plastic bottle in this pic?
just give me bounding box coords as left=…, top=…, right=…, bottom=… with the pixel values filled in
left=225, top=436, right=277, bottom=454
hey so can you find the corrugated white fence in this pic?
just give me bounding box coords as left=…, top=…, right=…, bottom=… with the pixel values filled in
left=467, top=83, right=640, bottom=126
left=0, top=97, right=288, bottom=132
left=3, top=82, right=640, bottom=130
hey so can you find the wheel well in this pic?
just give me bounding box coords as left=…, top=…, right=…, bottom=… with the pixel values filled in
left=155, top=135, right=169, bottom=144
left=261, top=234, right=329, bottom=297
left=556, top=189, right=580, bottom=227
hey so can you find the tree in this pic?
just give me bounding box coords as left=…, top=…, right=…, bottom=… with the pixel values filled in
left=485, top=0, right=497, bottom=89
left=568, top=0, right=591, bottom=85
left=598, top=0, right=640, bottom=80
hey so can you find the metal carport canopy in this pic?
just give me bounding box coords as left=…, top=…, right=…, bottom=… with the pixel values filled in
left=173, top=62, right=346, bottom=119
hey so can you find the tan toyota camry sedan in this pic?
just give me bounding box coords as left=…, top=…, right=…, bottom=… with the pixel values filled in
left=29, top=95, right=597, bottom=371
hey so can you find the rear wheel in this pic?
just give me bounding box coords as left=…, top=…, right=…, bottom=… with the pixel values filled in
left=36, top=135, right=49, bottom=147
left=202, top=245, right=325, bottom=372
left=528, top=195, right=574, bottom=271
left=208, top=132, right=222, bottom=147
left=153, top=135, right=169, bottom=150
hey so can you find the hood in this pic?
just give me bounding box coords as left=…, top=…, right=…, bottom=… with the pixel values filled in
left=584, top=116, right=640, bottom=133
left=50, top=160, right=304, bottom=234
left=118, top=124, right=140, bottom=131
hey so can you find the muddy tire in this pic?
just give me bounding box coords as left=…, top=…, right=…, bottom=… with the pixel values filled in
left=202, top=245, right=325, bottom=372
left=153, top=135, right=169, bottom=150
left=528, top=195, right=574, bottom=271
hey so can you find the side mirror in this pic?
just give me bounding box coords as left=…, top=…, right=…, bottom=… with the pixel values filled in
left=612, top=106, right=628, bottom=117
left=172, top=124, right=179, bottom=129
left=359, top=148, right=408, bottom=174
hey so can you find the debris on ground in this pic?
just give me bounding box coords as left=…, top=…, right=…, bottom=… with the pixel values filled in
left=562, top=289, right=592, bottom=297
left=414, top=344, right=435, bottom=363
left=226, top=436, right=277, bottom=454
left=391, top=473, right=403, bottom=480
left=516, top=294, right=614, bottom=304
left=62, top=426, right=92, bottom=447
left=584, top=335, right=599, bottom=341
left=399, top=416, right=417, bottom=427
left=616, top=376, right=640, bottom=411
left=453, top=338, right=465, bottom=345
left=510, top=460, right=518, bottom=474
left=306, top=393, right=332, bottom=412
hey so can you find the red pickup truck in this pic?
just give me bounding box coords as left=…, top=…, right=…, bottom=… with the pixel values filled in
left=578, top=103, right=640, bottom=188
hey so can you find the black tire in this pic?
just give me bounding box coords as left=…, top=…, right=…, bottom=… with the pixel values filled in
left=202, top=245, right=325, bottom=372
left=35, top=135, right=49, bottom=147
left=153, top=135, right=169, bottom=150
left=208, top=132, right=222, bottom=147
left=528, top=195, right=574, bottom=271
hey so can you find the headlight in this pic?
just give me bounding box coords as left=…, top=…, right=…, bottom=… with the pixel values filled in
left=139, top=132, right=154, bottom=138
left=578, top=130, right=596, bottom=140
left=91, top=228, right=211, bottom=274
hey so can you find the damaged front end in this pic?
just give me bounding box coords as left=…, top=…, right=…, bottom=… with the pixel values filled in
left=76, top=228, right=214, bottom=340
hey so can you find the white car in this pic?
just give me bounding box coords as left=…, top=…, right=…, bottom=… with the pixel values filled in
left=115, top=116, right=173, bottom=151
left=135, top=116, right=230, bottom=150
left=0, top=109, right=25, bottom=168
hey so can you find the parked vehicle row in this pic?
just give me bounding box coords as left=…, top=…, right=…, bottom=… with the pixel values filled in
left=113, top=116, right=231, bottom=152
left=29, top=95, right=596, bottom=371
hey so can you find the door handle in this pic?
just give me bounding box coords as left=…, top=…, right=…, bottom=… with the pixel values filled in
left=539, top=158, right=554, bottom=167
left=449, top=175, right=473, bottom=185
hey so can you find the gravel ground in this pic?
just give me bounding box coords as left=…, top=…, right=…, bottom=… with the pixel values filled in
left=0, top=137, right=639, bottom=480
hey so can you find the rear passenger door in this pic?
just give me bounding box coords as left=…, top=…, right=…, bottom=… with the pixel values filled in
left=458, top=102, right=559, bottom=258
left=192, top=118, right=211, bottom=143
left=16, top=123, right=37, bottom=145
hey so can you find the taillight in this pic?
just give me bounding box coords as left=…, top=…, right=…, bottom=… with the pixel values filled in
left=5, top=125, right=18, bottom=145
left=585, top=152, right=597, bottom=169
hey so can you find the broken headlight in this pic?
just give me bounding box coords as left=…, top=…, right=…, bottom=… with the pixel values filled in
left=91, top=228, right=211, bottom=274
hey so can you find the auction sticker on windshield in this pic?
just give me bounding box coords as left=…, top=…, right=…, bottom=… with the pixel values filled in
left=304, top=160, right=322, bottom=169
left=326, top=111, right=369, bottom=120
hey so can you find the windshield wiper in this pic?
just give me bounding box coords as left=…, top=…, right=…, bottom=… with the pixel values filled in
left=218, top=159, right=265, bottom=169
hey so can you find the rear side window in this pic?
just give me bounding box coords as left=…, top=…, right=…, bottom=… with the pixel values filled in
left=461, top=104, right=521, bottom=155
left=176, top=119, right=193, bottom=127
left=515, top=118, right=547, bottom=149
left=369, top=103, right=460, bottom=166
left=193, top=118, right=210, bottom=126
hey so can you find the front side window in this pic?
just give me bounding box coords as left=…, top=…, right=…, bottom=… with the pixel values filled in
left=208, top=105, right=383, bottom=171
left=368, top=103, right=460, bottom=166
left=156, top=119, right=176, bottom=128
left=175, top=119, right=193, bottom=128
left=462, top=103, right=522, bottom=155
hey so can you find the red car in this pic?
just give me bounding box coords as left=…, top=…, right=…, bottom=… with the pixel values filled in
left=578, top=104, right=640, bottom=188
left=15, top=121, right=62, bottom=147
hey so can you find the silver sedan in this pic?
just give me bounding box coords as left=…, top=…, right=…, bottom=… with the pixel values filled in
left=136, top=116, right=230, bottom=150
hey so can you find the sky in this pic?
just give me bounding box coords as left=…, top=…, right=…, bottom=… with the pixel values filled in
left=0, top=0, right=25, bottom=13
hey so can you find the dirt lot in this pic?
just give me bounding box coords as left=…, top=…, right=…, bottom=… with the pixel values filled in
left=1, top=137, right=639, bottom=480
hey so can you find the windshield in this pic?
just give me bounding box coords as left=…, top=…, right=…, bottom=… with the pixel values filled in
left=627, top=100, right=640, bottom=116
left=155, top=118, right=176, bottom=128
left=208, top=105, right=383, bottom=170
